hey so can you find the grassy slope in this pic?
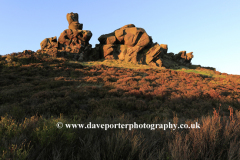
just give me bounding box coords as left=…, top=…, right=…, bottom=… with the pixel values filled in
left=0, top=53, right=240, bottom=160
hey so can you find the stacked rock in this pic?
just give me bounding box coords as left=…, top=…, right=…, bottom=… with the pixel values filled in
left=38, top=12, right=94, bottom=61
left=37, top=12, right=194, bottom=68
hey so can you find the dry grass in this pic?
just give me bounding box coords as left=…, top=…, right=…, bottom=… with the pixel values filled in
left=0, top=52, right=240, bottom=159
left=74, top=59, right=165, bottom=70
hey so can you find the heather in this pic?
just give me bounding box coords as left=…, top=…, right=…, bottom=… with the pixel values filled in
left=0, top=52, right=240, bottom=160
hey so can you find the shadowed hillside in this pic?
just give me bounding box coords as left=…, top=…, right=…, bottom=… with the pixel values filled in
left=0, top=51, right=240, bottom=160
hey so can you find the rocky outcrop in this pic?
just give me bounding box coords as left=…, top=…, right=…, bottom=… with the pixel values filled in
left=57, top=29, right=93, bottom=60
left=37, top=12, right=194, bottom=69
left=37, top=12, right=98, bottom=61
left=174, top=51, right=194, bottom=64
left=96, top=24, right=158, bottom=64
left=40, top=36, right=58, bottom=50
left=39, top=36, right=58, bottom=57
left=146, top=44, right=167, bottom=66
left=94, top=24, right=193, bottom=68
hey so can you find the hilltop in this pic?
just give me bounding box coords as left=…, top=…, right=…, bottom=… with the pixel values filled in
left=0, top=12, right=239, bottom=160
left=0, top=51, right=240, bottom=159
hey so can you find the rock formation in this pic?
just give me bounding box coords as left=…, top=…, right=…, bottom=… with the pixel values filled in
left=37, top=12, right=194, bottom=69
left=96, top=24, right=151, bottom=62
left=66, top=12, right=83, bottom=30
left=37, top=12, right=97, bottom=61
left=40, top=36, right=58, bottom=50
left=94, top=24, right=194, bottom=68
left=174, top=51, right=194, bottom=64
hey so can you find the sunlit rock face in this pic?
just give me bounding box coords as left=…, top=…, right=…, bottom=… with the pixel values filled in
left=37, top=13, right=194, bottom=68
left=94, top=24, right=193, bottom=68
left=66, top=12, right=83, bottom=30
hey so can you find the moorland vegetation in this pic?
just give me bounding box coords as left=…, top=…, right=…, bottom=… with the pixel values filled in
left=0, top=51, right=240, bottom=160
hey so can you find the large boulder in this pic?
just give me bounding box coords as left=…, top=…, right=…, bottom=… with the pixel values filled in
left=40, top=36, right=58, bottom=50
left=98, top=32, right=116, bottom=44
left=58, top=29, right=92, bottom=52
left=102, top=44, right=115, bottom=59
left=174, top=51, right=194, bottom=64
left=56, top=29, right=92, bottom=60
left=146, top=44, right=168, bottom=64
left=125, top=46, right=142, bottom=63
left=96, top=24, right=153, bottom=64
left=66, top=12, right=83, bottom=30
left=39, top=36, right=58, bottom=57
left=114, top=24, right=136, bottom=43
left=123, top=27, right=150, bottom=47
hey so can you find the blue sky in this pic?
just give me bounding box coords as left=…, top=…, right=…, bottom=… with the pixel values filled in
left=1, top=0, right=239, bottom=75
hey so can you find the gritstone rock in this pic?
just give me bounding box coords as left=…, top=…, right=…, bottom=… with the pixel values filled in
left=66, top=12, right=83, bottom=30
left=96, top=24, right=154, bottom=64
left=37, top=12, right=96, bottom=61
left=94, top=23, right=194, bottom=68
left=36, top=13, right=194, bottom=69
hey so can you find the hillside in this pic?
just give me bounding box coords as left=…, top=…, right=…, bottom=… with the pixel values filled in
left=0, top=52, right=240, bottom=160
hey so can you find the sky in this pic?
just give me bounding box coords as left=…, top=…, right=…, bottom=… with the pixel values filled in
left=1, top=0, right=239, bottom=75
